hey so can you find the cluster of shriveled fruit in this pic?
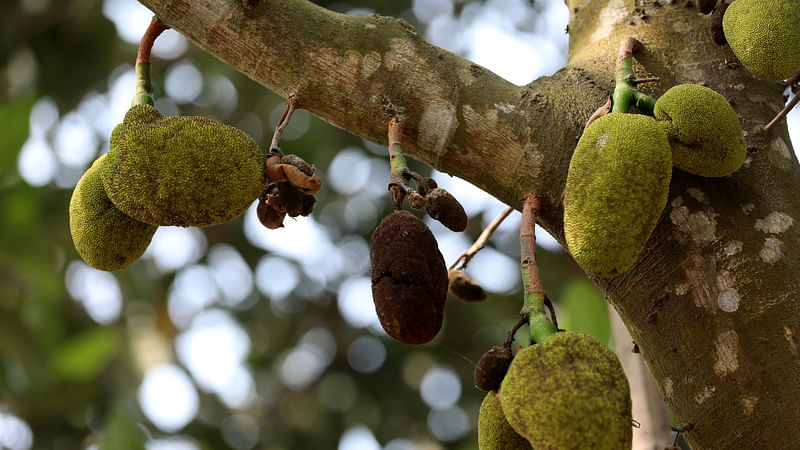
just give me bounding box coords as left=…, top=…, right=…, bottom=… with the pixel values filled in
left=257, top=148, right=321, bottom=229
left=564, top=82, right=746, bottom=278
left=369, top=121, right=472, bottom=345
left=70, top=104, right=266, bottom=271
left=476, top=332, right=632, bottom=449
left=701, top=0, right=800, bottom=81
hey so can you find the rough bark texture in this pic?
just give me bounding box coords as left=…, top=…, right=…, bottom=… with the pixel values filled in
left=137, top=0, right=800, bottom=447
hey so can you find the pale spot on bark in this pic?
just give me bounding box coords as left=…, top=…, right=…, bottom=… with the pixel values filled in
left=384, top=38, right=417, bottom=72
left=494, top=102, right=516, bottom=113
left=759, top=237, right=783, bottom=264
left=418, top=100, right=458, bottom=165
left=687, top=188, right=708, bottom=205
left=671, top=21, right=690, bottom=34
left=663, top=377, right=674, bottom=399
left=365, top=23, right=377, bottom=31
left=675, top=282, right=689, bottom=296
left=741, top=203, right=755, bottom=215
left=590, top=0, right=627, bottom=42
left=771, top=136, right=792, bottom=160
left=313, top=48, right=359, bottom=94
left=361, top=51, right=381, bottom=79
left=743, top=155, right=752, bottom=168
left=713, top=330, right=739, bottom=376
left=732, top=83, right=746, bottom=91
left=694, top=385, right=715, bottom=404
left=741, top=395, right=758, bottom=415
left=723, top=241, right=742, bottom=257
left=754, top=211, right=794, bottom=234
left=716, top=271, right=740, bottom=312
left=670, top=203, right=717, bottom=246
left=784, top=326, right=798, bottom=356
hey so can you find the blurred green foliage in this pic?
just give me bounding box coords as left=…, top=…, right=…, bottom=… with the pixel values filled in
left=0, top=1, right=610, bottom=449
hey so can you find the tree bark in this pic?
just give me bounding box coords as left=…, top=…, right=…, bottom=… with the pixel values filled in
left=137, top=0, right=800, bottom=447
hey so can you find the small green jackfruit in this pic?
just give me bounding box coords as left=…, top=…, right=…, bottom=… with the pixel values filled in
left=102, top=104, right=266, bottom=227
left=478, top=391, right=531, bottom=450
left=564, top=113, right=671, bottom=278
left=654, top=84, right=746, bottom=177
left=499, top=332, right=632, bottom=449
left=69, top=154, right=157, bottom=271
left=723, top=0, right=800, bottom=80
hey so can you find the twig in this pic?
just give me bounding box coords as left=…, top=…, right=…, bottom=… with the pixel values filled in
left=585, top=97, right=612, bottom=130
left=136, top=17, right=169, bottom=65
left=270, top=95, right=298, bottom=151
left=630, top=76, right=660, bottom=86
left=782, top=72, right=800, bottom=90
left=449, top=205, right=514, bottom=270
left=503, top=314, right=530, bottom=348
left=133, top=17, right=169, bottom=106
left=763, top=93, right=800, bottom=133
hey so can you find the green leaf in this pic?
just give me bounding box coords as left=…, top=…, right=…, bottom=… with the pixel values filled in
left=50, top=327, right=118, bottom=382
left=560, top=278, right=611, bottom=346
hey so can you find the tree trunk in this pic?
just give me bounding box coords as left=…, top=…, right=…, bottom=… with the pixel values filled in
left=137, top=0, right=800, bottom=447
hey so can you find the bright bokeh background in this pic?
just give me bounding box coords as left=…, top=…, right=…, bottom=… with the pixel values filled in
left=1, top=0, right=798, bottom=449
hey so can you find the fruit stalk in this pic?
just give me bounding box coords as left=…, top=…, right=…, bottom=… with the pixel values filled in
left=519, top=194, right=556, bottom=344
left=612, top=37, right=656, bottom=114
left=387, top=118, right=410, bottom=209
left=133, top=17, right=169, bottom=106
left=270, top=95, right=298, bottom=152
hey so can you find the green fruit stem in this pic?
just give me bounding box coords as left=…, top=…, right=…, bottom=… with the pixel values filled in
left=612, top=37, right=656, bottom=114
left=520, top=194, right=557, bottom=344
left=132, top=17, right=169, bottom=106
left=387, top=118, right=411, bottom=209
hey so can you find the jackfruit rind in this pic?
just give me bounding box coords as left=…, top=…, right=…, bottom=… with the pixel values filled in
left=654, top=84, right=746, bottom=177
left=564, top=113, right=671, bottom=278
left=722, top=0, right=800, bottom=80
left=69, top=154, right=157, bottom=271
left=478, top=391, right=531, bottom=450
left=499, top=332, right=632, bottom=449
left=102, top=104, right=266, bottom=227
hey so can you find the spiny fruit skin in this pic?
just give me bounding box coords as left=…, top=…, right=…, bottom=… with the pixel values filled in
left=102, top=104, right=266, bottom=227
left=563, top=113, right=672, bottom=278
left=478, top=391, right=531, bottom=450
left=499, top=332, right=632, bottom=450
left=370, top=210, right=448, bottom=345
left=723, top=0, right=800, bottom=80
left=654, top=84, right=746, bottom=177
left=69, top=154, right=157, bottom=271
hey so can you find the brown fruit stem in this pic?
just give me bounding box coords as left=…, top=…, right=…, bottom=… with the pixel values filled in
left=520, top=194, right=557, bottom=344
left=133, top=17, right=169, bottom=106
left=270, top=95, right=298, bottom=151
left=387, top=118, right=411, bottom=209
left=449, top=205, right=514, bottom=270
left=763, top=84, right=800, bottom=133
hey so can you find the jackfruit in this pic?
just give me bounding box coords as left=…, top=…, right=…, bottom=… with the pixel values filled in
left=723, top=0, right=800, bottom=80
left=478, top=391, right=531, bottom=450
left=101, top=104, right=266, bottom=227
left=474, top=345, right=512, bottom=392
left=563, top=113, right=672, bottom=278
left=370, top=210, right=448, bottom=345
left=425, top=188, right=468, bottom=232
left=655, top=84, right=746, bottom=177
left=69, top=154, right=157, bottom=271
left=499, top=332, right=632, bottom=449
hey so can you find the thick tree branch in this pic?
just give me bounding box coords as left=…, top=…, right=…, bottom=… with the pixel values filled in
left=138, top=0, right=800, bottom=447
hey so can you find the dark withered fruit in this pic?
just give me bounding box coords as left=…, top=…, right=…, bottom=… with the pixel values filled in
left=300, top=192, right=317, bottom=217
left=370, top=210, right=448, bottom=345
left=448, top=269, right=487, bottom=302
left=277, top=182, right=304, bottom=217
left=475, top=345, right=513, bottom=392
left=710, top=2, right=728, bottom=45
left=257, top=196, right=285, bottom=229
left=698, top=0, right=716, bottom=14
left=281, top=154, right=314, bottom=176
left=425, top=188, right=468, bottom=232
left=418, top=177, right=438, bottom=196
left=408, top=191, right=426, bottom=209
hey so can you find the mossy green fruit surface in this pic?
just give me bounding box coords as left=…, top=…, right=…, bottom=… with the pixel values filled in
left=478, top=391, right=531, bottom=450
left=70, top=154, right=157, bottom=271
left=564, top=113, right=671, bottom=278
left=499, top=332, right=632, bottom=449
left=723, top=0, right=800, bottom=80
left=102, top=105, right=266, bottom=227
left=655, top=84, right=746, bottom=177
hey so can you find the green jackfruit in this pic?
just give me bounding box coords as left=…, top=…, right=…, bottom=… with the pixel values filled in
left=69, top=154, right=157, bottom=271
left=564, top=113, right=671, bottom=278
left=499, top=332, right=632, bottom=449
left=723, top=0, right=800, bottom=80
left=654, top=84, right=746, bottom=177
left=478, top=391, right=531, bottom=450
left=102, top=104, right=266, bottom=227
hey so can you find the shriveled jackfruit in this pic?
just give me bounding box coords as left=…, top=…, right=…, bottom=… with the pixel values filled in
left=69, top=154, right=157, bottom=271
left=654, top=84, right=746, bottom=177
left=723, top=0, right=800, bottom=80
left=478, top=391, right=531, bottom=450
left=370, top=210, right=448, bottom=345
left=563, top=113, right=672, bottom=278
left=499, top=332, right=632, bottom=449
left=102, top=104, right=266, bottom=227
